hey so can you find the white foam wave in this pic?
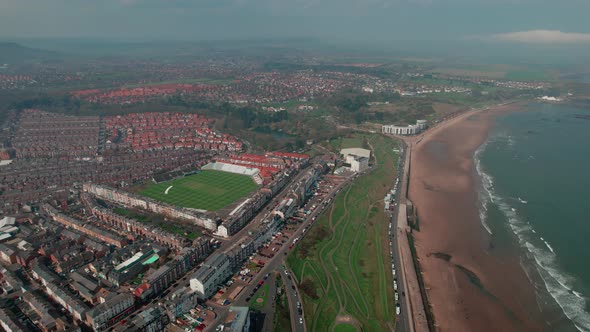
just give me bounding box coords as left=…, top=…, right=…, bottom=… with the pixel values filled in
left=475, top=136, right=590, bottom=331
left=474, top=140, right=494, bottom=234
left=542, top=240, right=556, bottom=254
left=525, top=242, right=590, bottom=331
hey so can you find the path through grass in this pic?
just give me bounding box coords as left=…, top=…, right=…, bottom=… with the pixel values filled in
left=287, top=133, right=399, bottom=331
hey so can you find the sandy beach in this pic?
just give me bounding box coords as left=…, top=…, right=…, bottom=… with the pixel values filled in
left=408, top=104, right=545, bottom=332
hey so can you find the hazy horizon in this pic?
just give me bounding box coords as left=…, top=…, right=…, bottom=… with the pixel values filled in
left=1, top=0, right=589, bottom=44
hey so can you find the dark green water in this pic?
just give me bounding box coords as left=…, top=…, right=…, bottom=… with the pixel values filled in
left=476, top=103, right=590, bottom=331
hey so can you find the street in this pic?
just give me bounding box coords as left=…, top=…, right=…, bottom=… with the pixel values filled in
left=206, top=168, right=352, bottom=331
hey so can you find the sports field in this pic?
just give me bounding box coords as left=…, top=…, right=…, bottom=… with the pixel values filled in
left=139, top=170, right=258, bottom=211
left=287, top=134, right=399, bottom=332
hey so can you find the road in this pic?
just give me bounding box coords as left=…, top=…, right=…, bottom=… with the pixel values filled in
left=389, top=139, right=430, bottom=332
left=282, top=267, right=305, bottom=332
left=387, top=143, right=412, bottom=332
left=208, top=169, right=351, bottom=331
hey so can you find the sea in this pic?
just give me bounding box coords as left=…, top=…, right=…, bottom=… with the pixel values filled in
left=475, top=102, right=590, bottom=332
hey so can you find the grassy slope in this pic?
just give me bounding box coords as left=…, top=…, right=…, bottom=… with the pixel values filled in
left=287, top=134, right=398, bottom=332
left=139, top=170, right=257, bottom=211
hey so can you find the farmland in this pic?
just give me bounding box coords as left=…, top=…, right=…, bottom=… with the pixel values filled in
left=138, top=170, right=258, bottom=211
left=287, top=134, right=399, bottom=331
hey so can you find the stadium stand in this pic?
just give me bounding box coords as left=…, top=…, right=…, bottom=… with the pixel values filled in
left=201, top=162, right=263, bottom=185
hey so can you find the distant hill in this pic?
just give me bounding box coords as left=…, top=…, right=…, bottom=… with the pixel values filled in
left=0, top=42, right=60, bottom=63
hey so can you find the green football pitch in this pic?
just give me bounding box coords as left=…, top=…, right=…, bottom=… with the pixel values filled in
left=139, top=170, right=258, bottom=211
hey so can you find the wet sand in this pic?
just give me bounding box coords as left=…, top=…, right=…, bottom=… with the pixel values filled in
left=408, top=104, right=545, bottom=332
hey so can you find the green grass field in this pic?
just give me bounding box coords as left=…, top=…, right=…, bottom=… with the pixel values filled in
left=327, top=136, right=366, bottom=153
left=287, top=134, right=398, bottom=332
left=249, top=282, right=271, bottom=311
left=139, top=170, right=257, bottom=211
left=504, top=70, right=552, bottom=81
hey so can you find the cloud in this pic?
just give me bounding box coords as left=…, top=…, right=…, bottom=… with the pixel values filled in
left=490, top=30, right=590, bottom=44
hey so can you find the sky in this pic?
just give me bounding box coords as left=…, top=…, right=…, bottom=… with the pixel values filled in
left=0, top=0, right=589, bottom=44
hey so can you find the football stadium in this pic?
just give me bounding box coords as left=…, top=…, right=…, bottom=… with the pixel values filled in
left=139, top=163, right=261, bottom=211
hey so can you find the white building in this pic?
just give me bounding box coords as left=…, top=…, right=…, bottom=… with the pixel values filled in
left=382, top=120, right=427, bottom=136
left=346, top=155, right=369, bottom=173
left=340, top=148, right=371, bottom=160
left=0, top=217, right=15, bottom=228
left=189, top=253, right=231, bottom=299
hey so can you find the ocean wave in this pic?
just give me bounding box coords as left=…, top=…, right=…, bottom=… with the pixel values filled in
left=525, top=242, right=590, bottom=331
left=474, top=141, right=493, bottom=234
left=475, top=139, right=590, bottom=331
left=543, top=240, right=555, bottom=254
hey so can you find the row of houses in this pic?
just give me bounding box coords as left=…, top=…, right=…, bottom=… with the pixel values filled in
left=42, top=204, right=127, bottom=248
left=82, top=194, right=187, bottom=249
left=137, top=241, right=212, bottom=301
left=82, top=183, right=218, bottom=231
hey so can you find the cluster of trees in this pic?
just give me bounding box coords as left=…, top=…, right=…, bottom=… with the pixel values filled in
left=299, top=279, right=320, bottom=300
left=262, top=62, right=398, bottom=78
left=10, top=94, right=81, bottom=113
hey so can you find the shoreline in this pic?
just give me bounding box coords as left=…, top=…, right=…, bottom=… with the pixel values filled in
left=407, top=102, right=546, bottom=332
left=471, top=103, right=590, bottom=332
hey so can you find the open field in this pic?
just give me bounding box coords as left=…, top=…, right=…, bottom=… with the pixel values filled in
left=138, top=170, right=257, bottom=211
left=429, top=67, right=507, bottom=79
left=123, top=77, right=233, bottom=88
left=326, top=136, right=366, bottom=152
left=287, top=134, right=399, bottom=332
left=504, top=70, right=552, bottom=81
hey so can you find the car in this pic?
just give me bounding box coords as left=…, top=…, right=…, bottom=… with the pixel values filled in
left=259, top=280, right=264, bottom=286
left=396, top=305, right=401, bottom=315
left=291, top=285, right=296, bottom=290
left=246, top=297, right=251, bottom=302
left=395, top=293, right=399, bottom=301
left=299, top=317, right=303, bottom=324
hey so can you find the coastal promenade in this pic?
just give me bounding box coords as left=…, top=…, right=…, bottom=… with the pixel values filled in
left=395, top=143, right=428, bottom=332
left=386, top=105, right=502, bottom=332
left=396, top=101, right=544, bottom=332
